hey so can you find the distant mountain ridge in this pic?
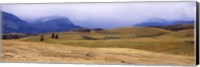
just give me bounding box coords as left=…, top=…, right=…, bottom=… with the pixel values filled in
left=2, top=11, right=195, bottom=34
left=134, top=18, right=194, bottom=27
left=1, top=11, right=81, bottom=34
left=33, top=16, right=81, bottom=33
left=133, top=18, right=194, bottom=31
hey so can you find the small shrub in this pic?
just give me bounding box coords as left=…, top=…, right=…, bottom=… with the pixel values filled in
left=81, top=35, right=96, bottom=40
left=40, top=35, right=44, bottom=41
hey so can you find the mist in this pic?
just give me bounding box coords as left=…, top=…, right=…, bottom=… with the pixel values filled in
left=0, top=2, right=196, bottom=28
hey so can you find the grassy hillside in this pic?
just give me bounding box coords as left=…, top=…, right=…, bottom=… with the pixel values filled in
left=2, top=40, right=195, bottom=65
left=152, top=24, right=194, bottom=31
left=158, top=29, right=194, bottom=38
left=20, top=27, right=172, bottom=40
left=18, top=27, right=195, bottom=56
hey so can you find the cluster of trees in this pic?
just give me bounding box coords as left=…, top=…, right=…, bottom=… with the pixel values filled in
left=51, top=33, right=59, bottom=39
left=71, top=28, right=91, bottom=32
left=40, top=33, right=59, bottom=41
left=152, top=24, right=194, bottom=31
left=40, top=28, right=103, bottom=41
left=92, top=28, right=104, bottom=31
left=2, top=34, right=20, bottom=39
left=71, top=28, right=103, bottom=32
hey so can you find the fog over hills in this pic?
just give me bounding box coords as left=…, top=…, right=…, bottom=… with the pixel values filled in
left=33, top=16, right=81, bottom=33
left=2, top=11, right=195, bottom=34
left=2, top=11, right=81, bottom=34
left=1, top=2, right=196, bottom=29
left=0, top=2, right=196, bottom=34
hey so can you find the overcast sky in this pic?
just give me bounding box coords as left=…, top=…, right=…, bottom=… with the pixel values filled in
left=0, top=2, right=196, bottom=28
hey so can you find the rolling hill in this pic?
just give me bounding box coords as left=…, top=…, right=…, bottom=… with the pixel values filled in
left=2, top=26, right=195, bottom=65
left=2, top=40, right=195, bottom=65
left=1, top=12, right=195, bottom=65
left=18, top=27, right=194, bottom=56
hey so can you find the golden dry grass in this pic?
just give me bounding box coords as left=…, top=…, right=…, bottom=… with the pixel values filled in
left=1, top=27, right=195, bottom=65
left=18, top=28, right=194, bottom=56
left=2, top=40, right=195, bottom=65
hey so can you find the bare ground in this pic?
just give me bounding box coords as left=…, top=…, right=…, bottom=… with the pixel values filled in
left=1, top=40, right=195, bottom=65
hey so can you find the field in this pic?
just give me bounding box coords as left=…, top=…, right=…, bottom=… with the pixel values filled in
left=1, top=27, right=195, bottom=65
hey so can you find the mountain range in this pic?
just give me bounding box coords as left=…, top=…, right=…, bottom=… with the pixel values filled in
left=2, top=12, right=81, bottom=34
left=2, top=11, right=34, bottom=34
left=134, top=18, right=194, bottom=27
left=32, top=16, right=81, bottom=33
left=1, top=11, right=195, bottom=34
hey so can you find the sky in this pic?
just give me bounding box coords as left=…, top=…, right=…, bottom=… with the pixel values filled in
left=0, top=2, right=196, bottom=28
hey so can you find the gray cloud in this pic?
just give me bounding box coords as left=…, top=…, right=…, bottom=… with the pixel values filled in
left=0, top=2, right=196, bottom=28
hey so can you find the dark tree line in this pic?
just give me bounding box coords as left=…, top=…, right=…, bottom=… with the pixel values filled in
left=71, top=28, right=103, bottom=32
left=3, top=34, right=20, bottom=39
left=71, top=28, right=91, bottom=32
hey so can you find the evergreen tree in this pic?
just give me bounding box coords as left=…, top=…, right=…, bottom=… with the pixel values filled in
left=55, top=34, right=59, bottom=39
left=51, top=33, right=55, bottom=39
left=40, top=35, right=44, bottom=41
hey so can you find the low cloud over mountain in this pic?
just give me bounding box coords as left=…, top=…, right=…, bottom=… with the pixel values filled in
left=2, top=12, right=81, bottom=34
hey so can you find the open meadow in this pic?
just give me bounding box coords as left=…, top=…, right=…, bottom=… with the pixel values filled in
left=1, top=27, right=195, bottom=65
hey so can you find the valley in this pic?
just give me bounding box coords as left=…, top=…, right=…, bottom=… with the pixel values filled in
left=1, top=27, right=195, bottom=65
left=0, top=10, right=196, bottom=65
